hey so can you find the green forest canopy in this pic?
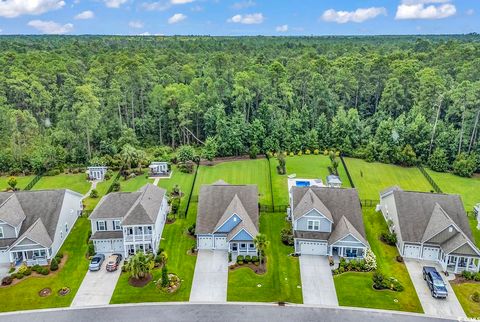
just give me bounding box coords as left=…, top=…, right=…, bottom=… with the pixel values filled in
left=0, top=35, right=479, bottom=176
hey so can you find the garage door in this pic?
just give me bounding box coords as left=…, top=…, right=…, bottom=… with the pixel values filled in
left=403, top=244, right=421, bottom=258
left=299, top=241, right=328, bottom=255
left=94, top=239, right=124, bottom=253
left=214, top=237, right=228, bottom=249
left=198, top=236, right=213, bottom=249
left=112, top=239, right=124, bottom=253
left=422, top=246, right=439, bottom=261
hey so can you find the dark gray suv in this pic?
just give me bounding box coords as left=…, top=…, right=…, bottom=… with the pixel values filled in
left=423, top=266, right=448, bottom=298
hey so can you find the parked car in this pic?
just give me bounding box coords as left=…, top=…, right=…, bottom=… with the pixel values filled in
left=423, top=266, right=448, bottom=298
left=89, top=254, right=105, bottom=271
left=106, top=254, right=123, bottom=272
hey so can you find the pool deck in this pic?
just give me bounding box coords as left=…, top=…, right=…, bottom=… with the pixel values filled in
left=287, top=178, right=324, bottom=194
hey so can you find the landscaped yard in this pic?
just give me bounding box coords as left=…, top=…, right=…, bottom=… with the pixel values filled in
left=0, top=217, right=91, bottom=312
left=156, top=165, right=196, bottom=217
left=344, top=157, right=433, bottom=200
left=0, top=175, right=35, bottom=191
left=334, top=207, right=423, bottom=313
left=119, top=171, right=154, bottom=192
left=270, top=154, right=351, bottom=206
left=451, top=282, right=480, bottom=318
left=33, top=173, right=91, bottom=195
left=82, top=171, right=118, bottom=211
left=227, top=212, right=303, bottom=303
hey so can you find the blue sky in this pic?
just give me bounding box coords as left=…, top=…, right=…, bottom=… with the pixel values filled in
left=0, top=0, right=478, bottom=35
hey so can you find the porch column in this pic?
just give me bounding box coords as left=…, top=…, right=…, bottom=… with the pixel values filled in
left=455, top=256, right=459, bottom=273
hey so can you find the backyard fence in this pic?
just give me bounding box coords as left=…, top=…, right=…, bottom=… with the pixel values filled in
left=106, top=169, right=122, bottom=194
left=417, top=166, right=443, bottom=193
left=183, top=164, right=199, bottom=219
left=259, top=204, right=289, bottom=213
left=23, top=171, right=44, bottom=191
left=339, top=155, right=355, bottom=188
left=360, top=199, right=380, bottom=208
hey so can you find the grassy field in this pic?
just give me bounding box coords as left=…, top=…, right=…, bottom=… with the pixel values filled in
left=0, top=217, right=90, bottom=312
left=33, top=173, right=91, bottom=195
left=344, top=158, right=433, bottom=200
left=334, top=208, right=423, bottom=313
left=0, top=175, right=35, bottom=191
left=270, top=155, right=351, bottom=206
left=156, top=166, right=196, bottom=217
left=82, top=172, right=118, bottom=211
left=451, top=282, right=480, bottom=318
left=119, top=171, right=154, bottom=192
left=227, top=213, right=303, bottom=303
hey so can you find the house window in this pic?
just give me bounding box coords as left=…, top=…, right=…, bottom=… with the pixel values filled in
left=0, top=227, right=3, bottom=238
left=113, top=220, right=121, bottom=231
left=232, top=243, right=238, bottom=251
left=307, top=220, right=320, bottom=231
left=33, top=250, right=46, bottom=258
left=249, top=243, right=255, bottom=249
left=240, top=243, right=246, bottom=249
left=97, top=221, right=107, bottom=231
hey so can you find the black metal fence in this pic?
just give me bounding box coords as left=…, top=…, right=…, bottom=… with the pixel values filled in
left=259, top=204, right=289, bottom=213
left=339, top=155, right=355, bottom=188
left=183, top=164, right=199, bottom=219
left=360, top=199, right=380, bottom=208
left=106, top=169, right=122, bottom=194
left=417, top=166, right=443, bottom=193
left=23, top=171, right=44, bottom=191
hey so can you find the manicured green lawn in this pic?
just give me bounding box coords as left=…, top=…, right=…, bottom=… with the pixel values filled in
left=82, top=172, right=118, bottom=211
left=344, top=158, right=433, bottom=200
left=33, top=173, right=91, bottom=195
left=451, top=282, right=480, bottom=318
left=156, top=166, right=196, bottom=217
left=334, top=208, right=423, bottom=313
left=119, top=171, right=154, bottom=192
left=0, top=217, right=90, bottom=312
left=270, top=155, right=351, bottom=206
left=110, top=217, right=197, bottom=303
left=227, top=212, right=303, bottom=303
left=0, top=175, right=35, bottom=191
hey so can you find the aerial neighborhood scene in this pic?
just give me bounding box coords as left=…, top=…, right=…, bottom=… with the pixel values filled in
left=0, top=0, right=479, bottom=321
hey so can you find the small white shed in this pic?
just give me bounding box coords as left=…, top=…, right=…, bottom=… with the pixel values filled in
left=149, top=162, right=169, bottom=176
left=326, top=175, right=342, bottom=188
left=87, top=166, right=108, bottom=181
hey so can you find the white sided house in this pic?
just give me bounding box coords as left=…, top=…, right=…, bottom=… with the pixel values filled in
left=0, top=190, right=83, bottom=266
left=195, top=180, right=259, bottom=257
left=89, top=184, right=168, bottom=258
left=290, top=186, right=369, bottom=258
left=380, top=187, right=480, bottom=274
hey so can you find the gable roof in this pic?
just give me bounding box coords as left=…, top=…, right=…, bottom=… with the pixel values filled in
left=0, top=194, right=26, bottom=227
left=12, top=218, right=53, bottom=248
left=293, top=189, right=333, bottom=222
left=385, top=188, right=473, bottom=243
left=291, top=187, right=367, bottom=242
left=196, top=181, right=258, bottom=235
left=328, top=215, right=368, bottom=246
left=90, top=184, right=167, bottom=225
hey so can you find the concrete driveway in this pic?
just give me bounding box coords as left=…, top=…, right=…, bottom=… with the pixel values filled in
left=71, top=257, right=122, bottom=307
left=404, top=259, right=465, bottom=319
left=0, top=264, right=10, bottom=279
left=190, top=250, right=228, bottom=302
left=299, top=255, right=338, bottom=306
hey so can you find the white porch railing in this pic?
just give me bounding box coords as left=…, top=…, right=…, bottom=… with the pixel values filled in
left=26, top=258, right=48, bottom=267
left=124, top=234, right=153, bottom=242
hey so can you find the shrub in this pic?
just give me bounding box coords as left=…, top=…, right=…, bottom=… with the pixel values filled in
left=396, top=255, right=404, bottom=263
left=244, top=255, right=251, bottom=263
left=380, top=231, right=397, bottom=246
left=178, top=161, right=195, bottom=174
left=249, top=146, right=259, bottom=159
left=297, top=151, right=303, bottom=156
left=111, top=181, right=120, bottom=192
left=462, top=271, right=474, bottom=280
left=104, top=170, right=113, bottom=180
left=56, top=252, right=64, bottom=259
left=8, top=267, right=15, bottom=274
left=161, top=266, right=169, bottom=288
left=23, top=268, right=32, bottom=276
left=474, top=272, right=480, bottom=282
left=280, top=228, right=294, bottom=246
left=50, top=258, right=59, bottom=271
left=89, top=189, right=99, bottom=198
left=32, top=265, right=41, bottom=272
left=289, top=152, right=294, bottom=157
left=13, top=273, right=24, bottom=279
left=251, top=256, right=259, bottom=263
left=1, top=276, right=12, bottom=286
left=228, top=252, right=232, bottom=262
left=313, top=149, right=319, bottom=155
left=453, top=153, right=478, bottom=178
left=45, top=169, right=61, bottom=176
left=87, top=241, right=95, bottom=257
left=38, top=267, right=49, bottom=275
left=386, top=277, right=404, bottom=292
left=237, top=255, right=244, bottom=265
left=187, top=223, right=196, bottom=235
left=17, top=265, right=29, bottom=275
left=473, top=292, right=480, bottom=303
left=305, top=149, right=311, bottom=155
left=372, top=272, right=386, bottom=290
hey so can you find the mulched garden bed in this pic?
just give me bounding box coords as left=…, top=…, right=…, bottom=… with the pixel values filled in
left=229, top=263, right=266, bottom=275
left=199, top=154, right=266, bottom=166
left=38, top=288, right=52, bottom=297
left=158, top=273, right=181, bottom=293
left=128, top=274, right=153, bottom=287
left=450, top=276, right=480, bottom=285
left=166, top=218, right=177, bottom=224
left=58, top=287, right=70, bottom=296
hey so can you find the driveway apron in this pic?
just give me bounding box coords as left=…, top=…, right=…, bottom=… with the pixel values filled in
left=190, top=250, right=228, bottom=302
left=299, top=255, right=338, bottom=306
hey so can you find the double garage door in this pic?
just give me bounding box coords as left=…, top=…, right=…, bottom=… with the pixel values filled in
left=403, top=244, right=440, bottom=260
left=197, top=236, right=228, bottom=250
left=94, top=239, right=124, bottom=254
left=299, top=241, right=328, bottom=255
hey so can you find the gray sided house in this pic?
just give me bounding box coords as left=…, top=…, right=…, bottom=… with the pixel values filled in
left=195, top=180, right=259, bottom=257
left=89, top=184, right=168, bottom=257
left=0, top=190, right=83, bottom=267
left=290, top=187, right=369, bottom=258
left=380, top=187, right=480, bottom=273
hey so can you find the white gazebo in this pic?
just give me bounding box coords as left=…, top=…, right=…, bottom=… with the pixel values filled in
left=87, top=166, right=108, bottom=181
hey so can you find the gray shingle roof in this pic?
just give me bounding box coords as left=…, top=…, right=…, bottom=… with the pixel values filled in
left=196, top=182, right=258, bottom=235
left=0, top=194, right=26, bottom=227
left=441, top=233, right=470, bottom=254
left=421, top=203, right=456, bottom=243
left=90, top=231, right=124, bottom=240
left=16, top=218, right=53, bottom=248
left=390, top=189, right=473, bottom=243
left=90, top=184, right=166, bottom=225
left=328, top=216, right=368, bottom=246
left=293, top=189, right=333, bottom=222
left=291, top=187, right=367, bottom=243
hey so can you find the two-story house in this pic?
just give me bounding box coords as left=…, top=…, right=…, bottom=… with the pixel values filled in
left=290, top=186, right=369, bottom=258
left=0, top=189, right=83, bottom=267
left=89, top=184, right=168, bottom=257
left=195, top=180, right=259, bottom=257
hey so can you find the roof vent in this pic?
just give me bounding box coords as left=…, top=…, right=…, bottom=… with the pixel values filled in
left=449, top=226, right=453, bottom=233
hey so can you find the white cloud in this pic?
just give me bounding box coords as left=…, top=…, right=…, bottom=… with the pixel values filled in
left=142, top=1, right=170, bottom=11
left=276, top=24, right=288, bottom=32
left=170, top=0, right=194, bottom=3
left=232, top=0, right=255, bottom=10
left=227, top=13, right=264, bottom=24
left=168, top=13, right=186, bottom=24
left=139, top=31, right=151, bottom=36
left=321, top=7, right=386, bottom=23
left=395, top=0, right=456, bottom=20
left=27, top=20, right=73, bottom=34
left=104, top=0, right=127, bottom=8
left=74, top=10, right=94, bottom=20
left=0, top=0, right=65, bottom=18
left=129, top=20, right=144, bottom=28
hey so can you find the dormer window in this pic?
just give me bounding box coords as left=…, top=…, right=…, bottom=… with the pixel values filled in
left=307, top=220, right=320, bottom=231
left=97, top=221, right=107, bottom=231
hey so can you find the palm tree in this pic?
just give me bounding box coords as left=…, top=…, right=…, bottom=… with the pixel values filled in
left=124, top=252, right=155, bottom=280
left=119, top=144, right=138, bottom=178
left=254, top=233, right=269, bottom=265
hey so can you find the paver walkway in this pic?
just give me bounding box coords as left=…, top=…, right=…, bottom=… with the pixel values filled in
left=190, top=250, right=228, bottom=302
left=299, top=255, right=338, bottom=306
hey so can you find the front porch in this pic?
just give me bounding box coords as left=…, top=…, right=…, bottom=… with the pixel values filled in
left=10, top=249, right=49, bottom=267
left=330, top=245, right=366, bottom=259
left=441, top=254, right=480, bottom=274
left=124, top=242, right=154, bottom=257
left=229, top=241, right=257, bottom=258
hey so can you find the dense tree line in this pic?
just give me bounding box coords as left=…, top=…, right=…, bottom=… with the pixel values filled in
left=0, top=35, right=479, bottom=176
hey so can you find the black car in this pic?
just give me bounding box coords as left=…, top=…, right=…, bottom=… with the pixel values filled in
left=423, top=266, right=448, bottom=298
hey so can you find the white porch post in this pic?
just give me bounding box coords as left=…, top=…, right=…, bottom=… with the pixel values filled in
left=454, top=256, right=459, bottom=273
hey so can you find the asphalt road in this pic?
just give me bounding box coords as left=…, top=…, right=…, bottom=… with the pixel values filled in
left=0, top=303, right=457, bottom=322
